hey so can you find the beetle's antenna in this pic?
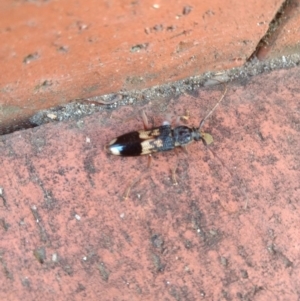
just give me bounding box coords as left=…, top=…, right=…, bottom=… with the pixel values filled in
left=206, top=146, right=249, bottom=208
left=199, top=84, right=227, bottom=129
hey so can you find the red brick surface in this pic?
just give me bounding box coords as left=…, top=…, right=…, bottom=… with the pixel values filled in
left=256, top=0, right=300, bottom=59
left=0, top=67, right=299, bottom=300
left=2, top=1, right=300, bottom=300
left=0, top=0, right=284, bottom=130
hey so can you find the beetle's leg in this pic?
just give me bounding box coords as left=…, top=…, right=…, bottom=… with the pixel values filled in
left=180, top=109, right=190, bottom=123
left=171, top=162, right=178, bottom=185
left=147, top=154, right=152, bottom=168
left=169, top=109, right=190, bottom=126
left=170, top=148, right=179, bottom=185
left=141, top=110, right=149, bottom=130
left=181, top=145, right=189, bottom=155
left=171, top=145, right=188, bottom=185
left=123, top=176, right=142, bottom=200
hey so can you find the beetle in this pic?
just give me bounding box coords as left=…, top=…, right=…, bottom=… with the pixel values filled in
left=107, top=86, right=227, bottom=157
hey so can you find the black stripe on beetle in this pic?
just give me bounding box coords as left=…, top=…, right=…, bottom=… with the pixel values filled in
left=107, top=86, right=227, bottom=157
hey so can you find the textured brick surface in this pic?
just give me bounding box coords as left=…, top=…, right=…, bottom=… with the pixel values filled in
left=256, top=0, right=300, bottom=59
left=0, top=67, right=299, bottom=300
left=0, top=0, right=283, bottom=130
